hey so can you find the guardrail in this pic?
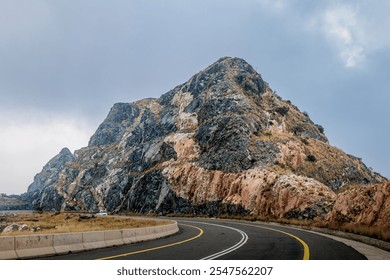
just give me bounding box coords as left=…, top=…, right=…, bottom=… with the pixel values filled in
left=0, top=221, right=178, bottom=259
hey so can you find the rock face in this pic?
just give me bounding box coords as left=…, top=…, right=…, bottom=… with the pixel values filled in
left=327, top=181, right=390, bottom=227
left=24, top=57, right=386, bottom=222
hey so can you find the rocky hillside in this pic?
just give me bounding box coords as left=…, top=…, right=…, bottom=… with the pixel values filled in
left=23, top=57, right=387, bottom=226
left=0, top=194, right=30, bottom=211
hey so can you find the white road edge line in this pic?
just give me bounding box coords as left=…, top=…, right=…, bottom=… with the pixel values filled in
left=180, top=220, right=249, bottom=260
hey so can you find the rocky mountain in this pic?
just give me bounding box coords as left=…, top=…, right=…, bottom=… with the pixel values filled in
left=23, top=57, right=388, bottom=227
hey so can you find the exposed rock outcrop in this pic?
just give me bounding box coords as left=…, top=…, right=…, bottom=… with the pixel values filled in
left=327, top=181, right=390, bottom=227
left=23, top=57, right=386, bottom=222
left=165, top=164, right=336, bottom=219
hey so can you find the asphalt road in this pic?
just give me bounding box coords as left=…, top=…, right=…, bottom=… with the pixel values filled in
left=37, top=217, right=367, bottom=260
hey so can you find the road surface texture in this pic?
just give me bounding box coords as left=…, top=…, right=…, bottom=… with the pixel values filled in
left=33, top=217, right=382, bottom=260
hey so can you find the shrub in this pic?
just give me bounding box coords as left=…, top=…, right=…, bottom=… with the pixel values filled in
left=293, top=125, right=304, bottom=135
left=275, top=106, right=289, bottom=116
left=315, top=124, right=324, bottom=133
left=306, top=154, right=317, bottom=162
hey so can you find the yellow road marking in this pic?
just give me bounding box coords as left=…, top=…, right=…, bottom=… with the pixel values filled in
left=96, top=224, right=203, bottom=260
left=227, top=221, right=310, bottom=260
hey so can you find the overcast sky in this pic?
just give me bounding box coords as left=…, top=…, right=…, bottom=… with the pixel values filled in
left=1, top=0, right=389, bottom=195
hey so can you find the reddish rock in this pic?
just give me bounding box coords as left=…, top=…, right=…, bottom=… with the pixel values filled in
left=327, top=181, right=390, bottom=227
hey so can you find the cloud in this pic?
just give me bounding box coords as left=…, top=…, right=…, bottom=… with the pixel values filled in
left=320, top=4, right=365, bottom=68
left=323, top=5, right=356, bottom=43
left=255, top=1, right=367, bottom=68
left=0, top=111, right=95, bottom=194
left=341, top=46, right=365, bottom=68
left=313, top=2, right=390, bottom=68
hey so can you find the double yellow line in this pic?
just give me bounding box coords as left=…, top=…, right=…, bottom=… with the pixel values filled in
left=97, top=224, right=203, bottom=260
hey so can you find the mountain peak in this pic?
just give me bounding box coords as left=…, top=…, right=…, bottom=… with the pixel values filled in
left=59, top=147, right=72, bottom=156
left=176, top=57, right=267, bottom=103
left=26, top=147, right=74, bottom=196
left=23, top=57, right=386, bottom=227
left=214, top=56, right=253, bottom=67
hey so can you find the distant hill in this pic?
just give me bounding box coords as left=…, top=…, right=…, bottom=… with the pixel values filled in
left=0, top=194, right=30, bottom=211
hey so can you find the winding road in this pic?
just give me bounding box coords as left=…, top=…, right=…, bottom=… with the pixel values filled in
left=37, top=218, right=369, bottom=260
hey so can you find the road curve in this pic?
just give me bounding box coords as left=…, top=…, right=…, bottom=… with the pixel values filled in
left=38, top=218, right=367, bottom=260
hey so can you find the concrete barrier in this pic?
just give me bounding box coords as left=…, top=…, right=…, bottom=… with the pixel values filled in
left=82, top=231, right=106, bottom=250
left=53, top=232, right=84, bottom=254
left=15, top=234, right=55, bottom=259
left=158, top=223, right=178, bottom=238
left=104, top=230, right=124, bottom=247
left=133, top=222, right=179, bottom=242
left=0, top=220, right=179, bottom=260
left=122, top=228, right=137, bottom=244
left=0, top=236, right=17, bottom=260
left=134, top=227, right=154, bottom=242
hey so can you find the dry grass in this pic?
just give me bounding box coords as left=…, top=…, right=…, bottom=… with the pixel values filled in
left=341, top=224, right=390, bottom=241
left=320, top=222, right=390, bottom=242
left=0, top=212, right=171, bottom=236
